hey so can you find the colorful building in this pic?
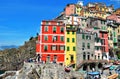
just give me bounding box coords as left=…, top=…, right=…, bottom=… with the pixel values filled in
left=99, top=30, right=109, bottom=60
left=64, top=4, right=76, bottom=16
left=36, top=20, right=65, bottom=64
left=107, top=15, right=119, bottom=49
left=75, top=4, right=82, bottom=16
left=76, top=28, right=95, bottom=65
left=65, top=24, right=77, bottom=68
left=94, top=30, right=102, bottom=60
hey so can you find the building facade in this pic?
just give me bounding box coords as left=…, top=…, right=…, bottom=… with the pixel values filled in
left=65, top=4, right=76, bottom=16
left=65, top=24, right=77, bottom=68
left=76, top=28, right=95, bottom=65
left=36, top=20, right=65, bottom=64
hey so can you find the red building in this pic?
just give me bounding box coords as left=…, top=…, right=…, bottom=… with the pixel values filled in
left=36, top=20, right=65, bottom=64
left=99, top=31, right=109, bottom=60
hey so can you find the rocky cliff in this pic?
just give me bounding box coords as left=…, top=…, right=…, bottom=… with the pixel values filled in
left=0, top=37, right=37, bottom=71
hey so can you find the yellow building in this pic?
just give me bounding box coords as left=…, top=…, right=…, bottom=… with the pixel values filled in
left=116, top=24, right=120, bottom=36
left=76, top=5, right=82, bottom=16
left=65, top=24, right=77, bottom=69
left=107, top=26, right=114, bottom=48
left=116, top=24, right=120, bottom=47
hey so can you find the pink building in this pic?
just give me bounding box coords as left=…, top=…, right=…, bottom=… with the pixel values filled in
left=65, top=4, right=76, bottom=16
left=99, top=31, right=109, bottom=60
left=107, top=14, right=120, bottom=23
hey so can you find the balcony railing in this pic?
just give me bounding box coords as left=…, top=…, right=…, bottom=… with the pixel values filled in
left=66, top=27, right=77, bottom=31
left=95, top=42, right=101, bottom=46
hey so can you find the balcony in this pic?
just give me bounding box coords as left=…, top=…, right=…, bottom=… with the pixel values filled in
left=66, top=27, right=77, bottom=31
left=95, top=42, right=101, bottom=46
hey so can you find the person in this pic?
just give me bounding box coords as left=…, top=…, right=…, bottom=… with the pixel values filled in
left=92, top=68, right=95, bottom=71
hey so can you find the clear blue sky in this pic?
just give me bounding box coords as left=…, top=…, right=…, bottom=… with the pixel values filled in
left=0, top=0, right=119, bottom=46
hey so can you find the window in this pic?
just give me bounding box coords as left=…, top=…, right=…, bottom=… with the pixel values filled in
left=46, top=21, right=49, bottom=25
left=94, top=33, right=98, bottom=38
left=86, top=35, right=89, bottom=39
left=95, top=46, right=99, bottom=50
left=67, top=46, right=70, bottom=51
left=44, top=26, right=48, bottom=32
left=72, top=31, right=74, bottom=34
left=60, top=45, right=65, bottom=51
left=67, top=31, right=69, bottom=34
left=83, top=52, right=86, bottom=60
left=53, top=26, right=56, bottom=33
left=53, top=55, right=57, bottom=61
left=46, top=55, right=50, bottom=63
left=72, top=38, right=75, bottom=42
left=67, top=38, right=70, bottom=42
left=60, top=27, right=64, bottom=33
left=51, top=45, right=57, bottom=51
left=101, top=39, right=105, bottom=45
left=44, top=45, right=48, bottom=51
left=82, top=42, right=85, bottom=48
left=96, top=38, right=100, bottom=43
left=57, top=22, right=60, bottom=25
left=87, top=43, right=90, bottom=49
left=53, top=36, right=57, bottom=42
left=89, top=36, right=91, bottom=40
left=44, top=35, right=48, bottom=41
left=82, top=34, right=85, bottom=39
left=70, top=55, right=74, bottom=62
left=60, top=36, right=64, bottom=42
left=73, top=47, right=76, bottom=51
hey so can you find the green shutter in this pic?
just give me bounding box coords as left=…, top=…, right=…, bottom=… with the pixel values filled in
left=73, top=47, right=76, bottom=51
left=67, top=47, right=69, bottom=51
left=53, top=27, right=56, bottom=32
left=67, top=38, right=69, bottom=42
left=61, top=36, right=64, bottom=41
left=44, top=45, right=47, bottom=50
left=44, top=36, right=48, bottom=41
left=61, top=27, right=64, bottom=32
left=72, top=32, right=74, bottom=34
left=67, top=31, right=69, bottom=34
left=82, top=34, right=85, bottom=39
left=72, top=38, right=75, bottom=42
left=45, top=26, right=48, bottom=32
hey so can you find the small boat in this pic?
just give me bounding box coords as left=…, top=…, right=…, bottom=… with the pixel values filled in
left=65, top=67, right=71, bottom=72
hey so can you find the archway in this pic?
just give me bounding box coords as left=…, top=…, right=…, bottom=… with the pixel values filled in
left=98, top=63, right=102, bottom=69
left=83, top=64, right=87, bottom=71
left=90, top=63, right=95, bottom=70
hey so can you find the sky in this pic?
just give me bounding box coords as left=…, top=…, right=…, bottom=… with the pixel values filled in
left=0, top=0, right=120, bottom=46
